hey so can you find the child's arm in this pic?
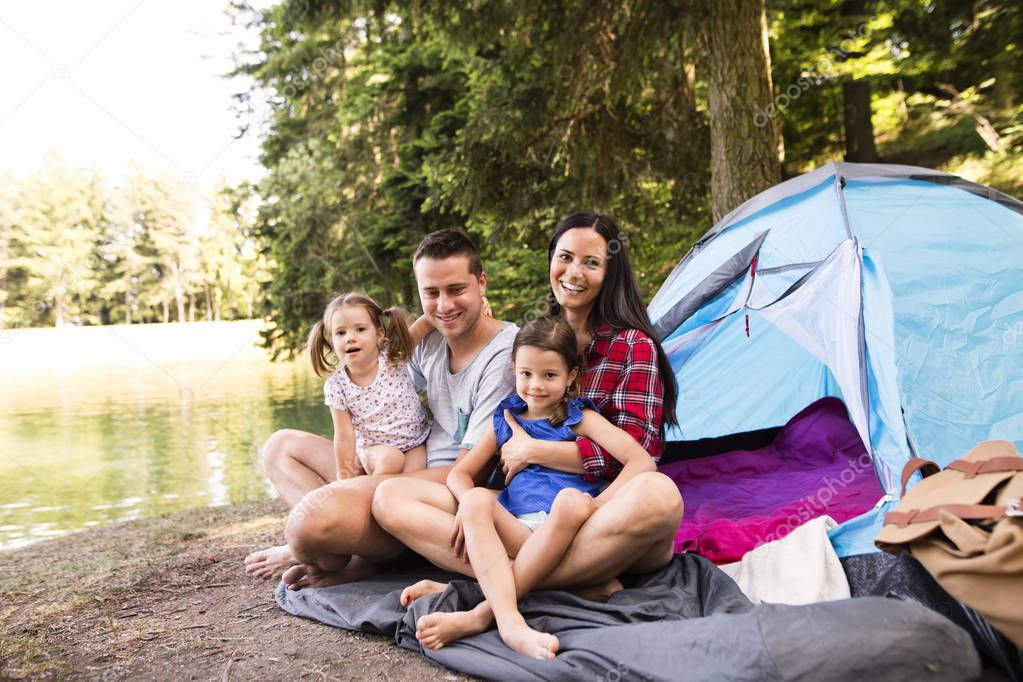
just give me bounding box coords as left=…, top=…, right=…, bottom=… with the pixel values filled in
left=329, top=407, right=360, bottom=480
left=408, top=296, right=492, bottom=348
left=408, top=314, right=434, bottom=348
left=572, top=409, right=656, bottom=504
left=447, top=424, right=499, bottom=502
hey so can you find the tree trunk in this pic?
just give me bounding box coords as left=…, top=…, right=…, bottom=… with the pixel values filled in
left=162, top=299, right=170, bottom=324
left=188, top=294, right=195, bottom=322
left=678, top=26, right=698, bottom=132
left=843, top=80, right=879, bottom=162
left=54, top=296, right=64, bottom=327
left=702, top=0, right=782, bottom=222
left=0, top=226, right=7, bottom=321
left=124, top=289, right=131, bottom=325
left=175, top=284, right=185, bottom=322
left=204, top=284, right=213, bottom=321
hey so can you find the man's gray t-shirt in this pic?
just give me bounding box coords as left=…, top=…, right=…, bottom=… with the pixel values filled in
left=409, top=323, right=518, bottom=467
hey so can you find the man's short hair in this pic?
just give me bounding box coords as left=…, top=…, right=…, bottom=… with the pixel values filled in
left=412, top=229, right=483, bottom=278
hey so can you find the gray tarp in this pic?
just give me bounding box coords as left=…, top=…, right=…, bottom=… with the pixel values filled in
left=276, top=554, right=980, bottom=681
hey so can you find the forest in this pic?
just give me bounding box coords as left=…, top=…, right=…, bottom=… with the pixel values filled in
left=1, top=0, right=1020, bottom=355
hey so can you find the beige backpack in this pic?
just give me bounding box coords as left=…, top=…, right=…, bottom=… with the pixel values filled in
left=875, top=440, right=1023, bottom=648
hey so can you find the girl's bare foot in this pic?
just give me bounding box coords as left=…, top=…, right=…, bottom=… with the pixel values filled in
left=400, top=579, right=448, bottom=607
left=498, top=620, right=560, bottom=660
left=244, top=544, right=296, bottom=580
left=415, top=607, right=491, bottom=650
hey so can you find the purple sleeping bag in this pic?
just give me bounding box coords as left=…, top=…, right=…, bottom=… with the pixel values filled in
left=658, top=397, right=884, bottom=564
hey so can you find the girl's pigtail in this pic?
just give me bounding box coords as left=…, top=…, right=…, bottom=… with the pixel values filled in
left=307, top=320, right=336, bottom=378
left=381, top=307, right=414, bottom=366
left=549, top=400, right=569, bottom=427
left=551, top=367, right=582, bottom=427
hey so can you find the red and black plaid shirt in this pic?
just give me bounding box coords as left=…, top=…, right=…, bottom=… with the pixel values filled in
left=577, top=324, right=664, bottom=481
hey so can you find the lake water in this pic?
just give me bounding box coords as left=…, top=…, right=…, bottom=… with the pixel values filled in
left=0, top=321, right=330, bottom=551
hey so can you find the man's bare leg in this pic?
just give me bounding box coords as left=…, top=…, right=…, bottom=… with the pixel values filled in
left=361, top=445, right=406, bottom=475
left=283, top=466, right=452, bottom=589
left=372, top=478, right=476, bottom=575
left=245, top=429, right=337, bottom=579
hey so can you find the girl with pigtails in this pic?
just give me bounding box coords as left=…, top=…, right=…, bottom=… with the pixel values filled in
left=309, top=293, right=431, bottom=477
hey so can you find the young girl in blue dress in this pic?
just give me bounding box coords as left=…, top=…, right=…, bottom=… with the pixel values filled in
left=407, top=315, right=655, bottom=660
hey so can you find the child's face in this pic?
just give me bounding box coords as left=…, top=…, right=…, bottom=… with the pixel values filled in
left=513, top=345, right=577, bottom=415
left=330, top=305, right=384, bottom=372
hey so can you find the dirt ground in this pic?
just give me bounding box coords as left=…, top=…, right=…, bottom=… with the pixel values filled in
left=0, top=500, right=475, bottom=681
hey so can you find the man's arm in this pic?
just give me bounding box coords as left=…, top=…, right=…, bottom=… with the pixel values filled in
left=458, top=342, right=514, bottom=453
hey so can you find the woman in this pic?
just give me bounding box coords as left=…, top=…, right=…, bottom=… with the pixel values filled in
left=372, top=212, right=683, bottom=607
left=498, top=211, right=679, bottom=485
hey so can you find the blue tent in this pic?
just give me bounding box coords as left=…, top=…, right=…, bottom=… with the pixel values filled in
left=649, top=162, right=1023, bottom=556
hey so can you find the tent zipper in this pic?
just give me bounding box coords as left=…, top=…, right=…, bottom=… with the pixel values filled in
left=745, top=253, right=759, bottom=337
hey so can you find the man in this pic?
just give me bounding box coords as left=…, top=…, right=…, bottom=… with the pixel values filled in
left=244, top=229, right=516, bottom=587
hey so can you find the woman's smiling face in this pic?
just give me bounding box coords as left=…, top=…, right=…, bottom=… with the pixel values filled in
left=549, top=227, right=608, bottom=318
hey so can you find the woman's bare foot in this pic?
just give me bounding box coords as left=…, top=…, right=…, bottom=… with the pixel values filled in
left=571, top=577, right=624, bottom=602
left=415, top=607, right=491, bottom=650
left=282, top=557, right=379, bottom=591
left=498, top=620, right=560, bottom=660
left=400, top=579, right=448, bottom=607
left=244, top=544, right=296, bottom=580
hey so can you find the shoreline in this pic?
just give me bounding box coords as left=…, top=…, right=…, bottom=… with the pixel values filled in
left=0, top=499, right=472, bottom=680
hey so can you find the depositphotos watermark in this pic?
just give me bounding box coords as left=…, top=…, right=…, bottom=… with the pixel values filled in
left=750, top=450, right=874, bottom=554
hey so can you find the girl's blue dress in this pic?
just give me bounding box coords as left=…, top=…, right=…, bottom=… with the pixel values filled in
left=492, top=394, right=603, bottom=515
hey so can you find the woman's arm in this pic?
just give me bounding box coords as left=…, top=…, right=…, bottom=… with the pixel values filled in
left=499, top=411, right=585, bottom=481
left=573, top=409, right=655, bottom=504
left=576, top=332, right=663, bottom=481
left=329, top=407, right=360, bottom=480
left=447, top=424, right=499, bottom=502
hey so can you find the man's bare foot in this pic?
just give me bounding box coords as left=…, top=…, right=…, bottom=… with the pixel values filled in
left=244, top=544, right=296, bottom=580
left=571, top=577, right=624, bottom=603
left=498, top=620, right=560, bottom=660
left=400, top=579, right=448, bottom=607
left=415, top=607, right=491, bottom=650
left=282, top=557, right=380, bottom=591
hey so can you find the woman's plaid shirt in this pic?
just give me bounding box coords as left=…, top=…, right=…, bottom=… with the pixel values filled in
left=577, top=324, right=664, bottom=482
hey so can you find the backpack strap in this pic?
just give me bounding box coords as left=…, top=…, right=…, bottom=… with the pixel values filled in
left=900, top=457, right=941, bottom=498
left=945, top=457, right=1023, bottom=479
left=885, top=500, right=1022, bottom=528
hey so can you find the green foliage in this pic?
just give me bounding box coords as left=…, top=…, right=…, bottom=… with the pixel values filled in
left=234, top=0, right=711, bottom=354
left=768, top=0, right=1023, bottom=173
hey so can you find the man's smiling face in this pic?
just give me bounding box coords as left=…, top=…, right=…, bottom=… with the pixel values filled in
left=414, top=255, right=487, bottom=341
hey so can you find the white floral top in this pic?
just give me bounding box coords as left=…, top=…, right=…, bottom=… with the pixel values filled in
left=323, top=352, right=430, bottom=454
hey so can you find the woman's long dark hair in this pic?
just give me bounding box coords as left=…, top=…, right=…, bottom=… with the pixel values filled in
left=546, top=211, right=678, bottom=430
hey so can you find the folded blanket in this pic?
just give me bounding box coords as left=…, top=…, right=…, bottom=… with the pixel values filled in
left=277, top=554, right=979, bottom=681
left=719, top=515, right=851, bottom=604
